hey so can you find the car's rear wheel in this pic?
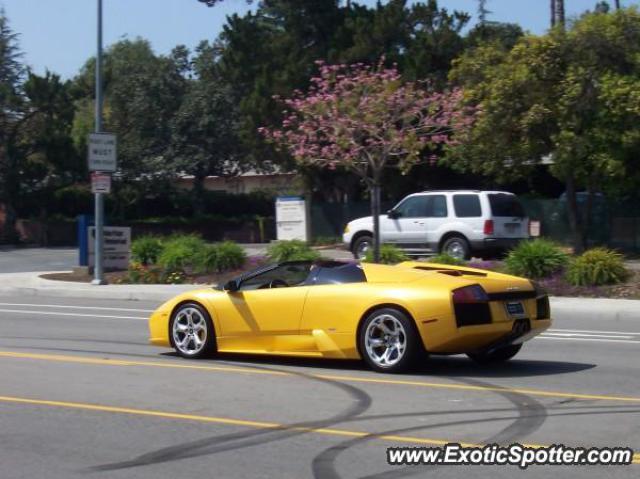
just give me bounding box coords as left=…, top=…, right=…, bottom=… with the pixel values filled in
left=441, top=236, right=470, bottom=260
left=359, top=308, right=420, bottom=373
left=352, top=234, right=373, bottom=260
left=170, top=302, right=217, bottom=359
left=467, top=344, right=522, bottom=364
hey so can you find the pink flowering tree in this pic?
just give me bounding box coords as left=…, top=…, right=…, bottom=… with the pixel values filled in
left=260, top=59, right=474, bottom=262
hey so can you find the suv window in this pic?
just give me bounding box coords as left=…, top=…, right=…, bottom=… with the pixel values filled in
left=489, top=194, right=525, bottom=217
left=395, top=196, right=428, bottom=218
left=426, top=195, right=448, bottom=218
left=395, top=195, right=448, bottom=218
left=453, top=194, right=482, bottom=217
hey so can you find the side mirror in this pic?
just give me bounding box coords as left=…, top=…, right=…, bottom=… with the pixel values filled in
left=223, top=280, right=240, bottom=292
left=387, top=209, right=400, bottom=219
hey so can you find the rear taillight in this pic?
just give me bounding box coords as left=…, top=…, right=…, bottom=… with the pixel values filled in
left=452, top=284, right=489, bottom=303
left=483, top=220, right=494, bottom=235
left=452, top=284, right=491, bottom=327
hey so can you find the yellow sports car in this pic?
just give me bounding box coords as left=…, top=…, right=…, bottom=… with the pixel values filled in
left=148, top=260, right=551, bottom=373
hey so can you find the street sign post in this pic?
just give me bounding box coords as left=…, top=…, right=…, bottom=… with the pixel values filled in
left=91, top=0, right=109, bottom=285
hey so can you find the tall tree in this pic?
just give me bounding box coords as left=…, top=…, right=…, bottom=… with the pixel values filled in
left=448, top=8, right=640, bottom=252
left=551, top=0, right=556, bottom=27
left=73, top=39, right=187, bottom=182
left=169, top=42, right=243, bottom=214
left=1, top=13, right=77, bottom=242
left=555, top=0, right=566, bottom=27
left=262, top=60, right=473, bottom=261
left=0, top=11, right=26, bottom=241
left=478, top=0, right=491, bottom=25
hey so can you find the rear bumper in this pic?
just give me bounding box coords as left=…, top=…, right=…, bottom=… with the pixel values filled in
left=425, top=317, right=551, bottom=354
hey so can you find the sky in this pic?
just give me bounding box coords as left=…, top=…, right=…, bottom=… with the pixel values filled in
left=1, top=0, right=637, bottom=79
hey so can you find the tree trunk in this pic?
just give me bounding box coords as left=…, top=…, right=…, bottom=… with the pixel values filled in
left=0, top=201, right=19, bottom=244
left=370, top=182, right=381, bottom=263
left=615, top=0, right=621, bottom=10
left=551, top=0, right=556, bottom=27
left=582, top=182, right=595, bottom=249
left=192, top=167, right=206, bottom=217
left=565, top=175, right=584, bottom=254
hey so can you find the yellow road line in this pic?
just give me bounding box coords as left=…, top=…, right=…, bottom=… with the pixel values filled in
left=0, top=394, right=637, bottom=464
left=2, top=350, right=640, bottom=403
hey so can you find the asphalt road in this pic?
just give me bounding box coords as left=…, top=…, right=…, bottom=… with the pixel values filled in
left=0, top=248, right=77, bottom=273
left=0, top=294, right=638, bottom=478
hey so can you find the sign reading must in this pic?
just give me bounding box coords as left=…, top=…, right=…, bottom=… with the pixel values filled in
left=88, top=133, right=117, bottom=172
left=88, top=226, right=131, bottom=270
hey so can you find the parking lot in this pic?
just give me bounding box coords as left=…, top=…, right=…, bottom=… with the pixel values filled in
left=0, top=293, right=637, bottom=478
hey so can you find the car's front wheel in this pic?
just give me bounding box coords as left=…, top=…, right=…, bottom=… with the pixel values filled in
left=467, top=344, right=522, bottom=364
left=170, top=302, right=217, bottom=359
left=358, top=308, right=420, bottom=373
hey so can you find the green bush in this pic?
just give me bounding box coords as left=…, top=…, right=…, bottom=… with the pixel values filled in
left=505, top=238, right=569, bottom=279
left=427, top=253, right=466, bottom=266
left=157, top=234, right=206, bottom=271
left=215, top=241, right=247, bottom=272
left=266, top=240, right=321, bottom=262
left=566, top=248, right=629, bottom=286
left=504, top=239, right=569, bottom=279
left=363, top=244, right=409, bottom=264
left=196, top=241, right=247, bottom=273
left=131, top=236, right=164, bottom=265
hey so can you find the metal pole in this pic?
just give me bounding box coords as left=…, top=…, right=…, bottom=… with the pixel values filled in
left=92, top=0, right=106, bottom=285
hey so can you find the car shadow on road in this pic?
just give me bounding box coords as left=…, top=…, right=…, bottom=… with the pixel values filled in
left=161, top=351, right=596, bottom=378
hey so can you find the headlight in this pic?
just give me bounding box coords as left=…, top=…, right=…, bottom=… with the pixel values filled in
left=344, top=224, right=350, bottom=234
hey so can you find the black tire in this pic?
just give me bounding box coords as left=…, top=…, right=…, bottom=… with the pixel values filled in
left=169, top=302, right=217, bottom=359
left=352, top=234, right=373, bottom=260
left=467, top=344, right=522, bottom=364
left=441, top=236, right=471, bottom=261
left=358, top=307, right=421, bottom=373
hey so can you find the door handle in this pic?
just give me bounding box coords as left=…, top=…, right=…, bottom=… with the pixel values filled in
left=413, top=221, right=425, bottom=225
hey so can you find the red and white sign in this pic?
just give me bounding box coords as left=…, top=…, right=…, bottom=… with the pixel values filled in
left=91, top=172, right=112, bottom=194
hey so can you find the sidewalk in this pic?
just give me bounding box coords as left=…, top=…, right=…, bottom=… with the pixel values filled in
left=0, top=272, right=195, bottom=302
left=0, top=271, right=639, bottom=317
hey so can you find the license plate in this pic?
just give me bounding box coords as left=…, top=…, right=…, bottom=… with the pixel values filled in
left=505, top=301, right=525, bottom=317
left=505, top=223, right=518, bottom=233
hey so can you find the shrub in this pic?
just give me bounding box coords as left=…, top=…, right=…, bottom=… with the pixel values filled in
left=157, top=234, right=206, bottom=271
left=504, top=239, right=569, bottom=279
left=131, top=236, right=164, bottom=265
left=427, top=253, right=466, bottom=266
left=566, top=248, right=629, bottom=286
left=266, top=240, right=321, bottom=262
left=363, top=244, right=409, bottom=264
left=196, top=241, right=247, bottom=273
left=214, top=241, right=247, bottom=272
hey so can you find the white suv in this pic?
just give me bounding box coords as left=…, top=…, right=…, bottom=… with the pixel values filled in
left=343, top=190, right=529, bottom=260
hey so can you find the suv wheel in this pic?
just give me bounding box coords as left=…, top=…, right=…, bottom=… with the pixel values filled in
left=352, top=234, right=373, bottom=260
left=441, top=236, right=470, bottom=261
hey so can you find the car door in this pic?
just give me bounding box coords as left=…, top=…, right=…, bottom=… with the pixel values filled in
left=383, top=195, right=430, bottom=246
left=214, top=263, right=312, bottom=349
left=422, top=194, right=449, bottom=247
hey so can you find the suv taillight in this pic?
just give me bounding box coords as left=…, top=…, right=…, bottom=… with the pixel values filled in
left=483, top=220, right=494, bottom=235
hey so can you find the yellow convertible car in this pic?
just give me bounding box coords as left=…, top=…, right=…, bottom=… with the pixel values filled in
left=148, top=260, right=551, bottom=373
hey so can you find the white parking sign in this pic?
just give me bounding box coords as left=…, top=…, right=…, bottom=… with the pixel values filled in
left=88, top=133, right=117, bottom=172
